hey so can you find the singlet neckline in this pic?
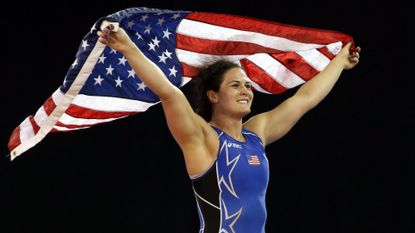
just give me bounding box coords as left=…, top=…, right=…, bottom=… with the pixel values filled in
left=210, top=125, right=248, bottom=144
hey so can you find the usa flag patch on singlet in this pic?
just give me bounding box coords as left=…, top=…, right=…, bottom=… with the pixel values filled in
left=248, top=155, right=260, bottom=166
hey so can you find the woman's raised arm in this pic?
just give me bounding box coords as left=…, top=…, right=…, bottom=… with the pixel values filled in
left=244, top=42, right=361, bottom=146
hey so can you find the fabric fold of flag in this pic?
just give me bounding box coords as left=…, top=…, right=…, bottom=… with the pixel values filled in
left=7, top=7, right=353, bottom=160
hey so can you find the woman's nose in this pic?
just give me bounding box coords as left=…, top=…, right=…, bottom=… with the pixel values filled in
left=240, top=87, right=249, bottom=95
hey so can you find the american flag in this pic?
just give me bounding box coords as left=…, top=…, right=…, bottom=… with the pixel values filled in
left=7, top=7, right=353, bottom=160
left=248, top=155, right=261, bottom=166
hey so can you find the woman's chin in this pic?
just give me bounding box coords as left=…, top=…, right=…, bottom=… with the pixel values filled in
left=240, top=108, right=251, bottom=117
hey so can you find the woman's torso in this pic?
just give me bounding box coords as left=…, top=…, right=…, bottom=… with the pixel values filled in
left=191, top=127, right=270, bottom=233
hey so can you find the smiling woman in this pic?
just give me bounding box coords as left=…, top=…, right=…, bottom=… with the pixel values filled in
left=97, top=21, right=360, bottom=232
left=191, top=60, right=244, bottom=122
left=4, top=1, right=414, bottom=232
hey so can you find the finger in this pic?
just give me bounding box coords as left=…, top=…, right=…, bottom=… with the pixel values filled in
left=98, top=37, right=108, bottom=44
left=349, top=57, right=359, bottom=63
left=103, top=27, right=111, bottom=34
left=352, top=52, right=360, bottom=59
left=97, top=31, right=111, bottom=44
left=344, top=41, right=353, bottom=49
left=97, top=32, right=104, bottom=40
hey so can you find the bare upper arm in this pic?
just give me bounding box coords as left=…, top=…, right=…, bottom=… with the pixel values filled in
left=160, top=87, right=219, bottom=175
left=244, top=94, right=314, bottom=146
left=161, top=88, right=204, bottom=146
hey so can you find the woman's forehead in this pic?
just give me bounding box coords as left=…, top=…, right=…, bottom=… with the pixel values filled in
left=223, top=67, right=249, bottom=81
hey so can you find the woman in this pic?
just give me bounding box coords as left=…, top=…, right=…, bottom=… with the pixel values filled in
left=98, top=23, right=360, bottom=233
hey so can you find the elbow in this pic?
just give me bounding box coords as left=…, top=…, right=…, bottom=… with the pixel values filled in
left=159, top=86, right=184, bottom=102
left=306, top=95, right=321, bottom=109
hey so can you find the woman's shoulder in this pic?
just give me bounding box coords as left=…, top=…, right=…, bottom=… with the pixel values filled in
left=242, top=127, right=265, bottom=147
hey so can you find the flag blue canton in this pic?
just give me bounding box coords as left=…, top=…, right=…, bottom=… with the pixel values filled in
left=62, top=8, right=189, bottom=103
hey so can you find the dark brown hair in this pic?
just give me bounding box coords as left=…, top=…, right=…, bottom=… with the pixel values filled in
left=191, top=60, right=240, bottom=121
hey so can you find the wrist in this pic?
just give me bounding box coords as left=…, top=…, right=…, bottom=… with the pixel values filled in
left=331, top=55, right=347, bottom=70
left=123, top=43, right=145, bottom=58
left=120, top=42, right=138, bottom=55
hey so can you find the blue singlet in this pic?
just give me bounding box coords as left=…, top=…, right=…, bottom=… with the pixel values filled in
left=191, top=126, right=270, bottom=233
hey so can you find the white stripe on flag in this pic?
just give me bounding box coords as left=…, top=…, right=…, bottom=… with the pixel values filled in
left=234, top=60, right=272, bottom=94
left=246, top=53, right=305, bottom=88
left=72, top=94, right=159, bottom=112
left=181, top=76, right=192, bottom=87
left=176, top=48, right=248, bottom=67
left=327, top=41, right=343, bottom=55
left=51, top=88, right=65, bottom=106
left=19, top=117, right=35, bottom=143
left=53, top=125, right=91, bottom=131
left=34, top=106, right=48, bottom=127
left=296, top=49, right=330, bottom=71
left=177, top=19, right=324, bottom=52
left=11, top=41, right=107, bottom=160
left=58, top=113, right=125, bottom=126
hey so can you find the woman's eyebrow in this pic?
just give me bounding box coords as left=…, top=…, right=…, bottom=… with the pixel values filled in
left=228, top=80, right=251, bottom=84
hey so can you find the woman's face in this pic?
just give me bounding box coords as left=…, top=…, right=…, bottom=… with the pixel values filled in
left=211, top=67, right=254, bottom=118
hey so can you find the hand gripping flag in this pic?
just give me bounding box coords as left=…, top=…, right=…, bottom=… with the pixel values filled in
left=7, top=7, right=354, bottom=160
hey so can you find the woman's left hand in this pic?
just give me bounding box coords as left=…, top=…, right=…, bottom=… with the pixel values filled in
left=338, top=42, right=361, bottom=70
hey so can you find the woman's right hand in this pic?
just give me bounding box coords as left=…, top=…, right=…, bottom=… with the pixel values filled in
left=97, top=23, right=134, bottom=53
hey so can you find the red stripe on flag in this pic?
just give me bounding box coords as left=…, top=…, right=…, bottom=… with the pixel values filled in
left=186, top=12, right=352, bottom=45
left=50, top=128, right=60, bottom=133
left=8, top=125, right=21, bottom=152
left=53, top=111, right=141, bottom=132
left=240, top=59, right=287, bottom=94
left=270, top=52, right=319, bottom=81
left=65, top=104, right=137, bottom=119
left=43, top=96, right=57, bottom=115
left=55, top=121, right=98, bottom=129
left=176, top=34, right=283, bottom=55
left=29, top=116, right=40, bottom=135
left=180, top=62, right=200, bottom=78
left=317, top=47, right=336, bottom=60
left=51, top=121, right=99, bottom=132
left=50, top=127, right=86, bottom=133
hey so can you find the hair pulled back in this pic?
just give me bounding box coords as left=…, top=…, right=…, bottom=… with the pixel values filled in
left=192, top=60, right=240, bottom=121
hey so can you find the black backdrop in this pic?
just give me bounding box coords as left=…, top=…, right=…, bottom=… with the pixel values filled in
left=1, top=1, right=414, bottom=233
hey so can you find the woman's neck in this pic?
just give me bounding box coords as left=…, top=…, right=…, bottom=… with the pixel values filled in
left=210, top=116, right=244, bottom=141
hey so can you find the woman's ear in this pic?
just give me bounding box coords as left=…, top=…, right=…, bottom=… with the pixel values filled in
left=207, top=90, right=218, bottom=104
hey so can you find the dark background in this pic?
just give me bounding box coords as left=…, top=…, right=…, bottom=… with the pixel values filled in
left=1, top=1, right=414, bottom=233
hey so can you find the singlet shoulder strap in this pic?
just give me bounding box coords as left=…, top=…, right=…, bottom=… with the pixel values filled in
left=210, top=125, right=224, bottom=137
left=242, top=128, right=265, bottom=147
